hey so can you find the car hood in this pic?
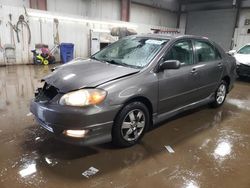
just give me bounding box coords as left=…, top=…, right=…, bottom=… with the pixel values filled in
left=43, top=59, right=139, bottom=93
left=234, top=54, right=250, bottom=65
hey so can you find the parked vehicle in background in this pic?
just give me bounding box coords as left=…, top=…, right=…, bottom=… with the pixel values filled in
left=229, top=44, right=250, bottom=78
left=31, top=34, right=236, bottom=147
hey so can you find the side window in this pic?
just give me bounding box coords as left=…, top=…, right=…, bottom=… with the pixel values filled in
left=163, top=40, right=194, bottom=65
left=194, top=41, right=221, bottom=63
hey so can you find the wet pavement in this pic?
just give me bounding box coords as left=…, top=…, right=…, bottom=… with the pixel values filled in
left=0, top=65, right=250, bottom=188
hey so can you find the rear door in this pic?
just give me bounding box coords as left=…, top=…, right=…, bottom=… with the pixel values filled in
left=192, top=40, right=224, bottom=99
left=157, top=39, right=202, bottom=114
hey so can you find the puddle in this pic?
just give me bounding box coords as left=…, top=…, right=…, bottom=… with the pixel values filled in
left=226, top=98, right=250, bottom=111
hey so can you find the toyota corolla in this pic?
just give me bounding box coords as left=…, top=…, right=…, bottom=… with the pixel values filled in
left=30, top=34, right=236, bottom=147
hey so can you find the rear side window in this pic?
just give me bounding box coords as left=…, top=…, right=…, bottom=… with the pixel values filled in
left=194, top=41, right=221, bottom=63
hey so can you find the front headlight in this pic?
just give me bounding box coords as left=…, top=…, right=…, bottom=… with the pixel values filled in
left=59, top=89, right=107, bottom=106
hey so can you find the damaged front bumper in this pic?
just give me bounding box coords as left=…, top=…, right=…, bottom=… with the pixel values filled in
left=30, top=85, right=121, bottom=145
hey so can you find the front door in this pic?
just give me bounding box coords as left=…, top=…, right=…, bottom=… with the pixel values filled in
left=157, top=40, right=201, bottom=114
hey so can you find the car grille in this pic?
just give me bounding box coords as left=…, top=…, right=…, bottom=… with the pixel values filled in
left=35, top=82, right=59, bottom=102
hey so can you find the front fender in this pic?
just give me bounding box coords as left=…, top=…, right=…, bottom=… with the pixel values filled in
left=99, top=71, right=158, bottom=114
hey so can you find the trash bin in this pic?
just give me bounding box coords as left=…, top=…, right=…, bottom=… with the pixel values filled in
left=60, top=43, right=74, bottom=63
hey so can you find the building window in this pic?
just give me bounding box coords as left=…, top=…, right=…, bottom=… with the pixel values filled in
left=30, top=0, right=47, bottom=10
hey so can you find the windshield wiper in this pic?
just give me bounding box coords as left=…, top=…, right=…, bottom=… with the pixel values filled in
left=91, top=56, right=109, bottom=64
left=105, top=59, right=123, bottom=65
left=90, top=56, right=99, bottom=61
left=91, top=57, right=120, bottom=65
left=92, top=57, right=141, bottom=69
left=107, top=59, right=142, bottom=69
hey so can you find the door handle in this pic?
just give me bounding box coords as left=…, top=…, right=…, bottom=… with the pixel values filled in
left=191, top=68, right=197, bottom=74
left=218, top=62, right=223, bottom=68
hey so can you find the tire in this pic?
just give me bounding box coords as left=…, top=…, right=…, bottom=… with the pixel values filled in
left=112, top=101, right=150, bottom=147
left=211, top=80, right=228, bottom=108
left=43, top=59, right=49, bottom=65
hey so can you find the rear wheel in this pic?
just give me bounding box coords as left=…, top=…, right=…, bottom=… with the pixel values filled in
left=112, top=102, right=150, bottom=147
left=211, top=80, right=227, bottom=108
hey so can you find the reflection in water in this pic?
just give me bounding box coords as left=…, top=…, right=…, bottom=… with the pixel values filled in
left=199, top=138, right=211, bottom=150
left=184, top=180, right=199, bottom=188
left=45, top=157, right=52, bottom=165
left=44, top=156, right=58, bottom=166
left=168, top=165, right=201, bottom=188
left=226, top=99, right=250, bottom=111
left=213, top=141, right=232, bottom=159
left=19, top=162, right=37, bottom=177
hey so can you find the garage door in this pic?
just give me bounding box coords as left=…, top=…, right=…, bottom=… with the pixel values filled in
left=186, top=9, right=237, bottom=50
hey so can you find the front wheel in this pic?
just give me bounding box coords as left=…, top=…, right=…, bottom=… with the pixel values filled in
left=112, top=102, right=150, bottom=147
left=211, top=80, right=227, bottom=108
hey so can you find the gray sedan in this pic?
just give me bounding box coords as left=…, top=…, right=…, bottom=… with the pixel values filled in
left=30, top=34, right=236, bottom=147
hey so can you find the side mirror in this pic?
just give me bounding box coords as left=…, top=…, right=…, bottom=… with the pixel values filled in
left=228, top=50, right=236, bottom=55
left=159, top=60, right=181, bottom=71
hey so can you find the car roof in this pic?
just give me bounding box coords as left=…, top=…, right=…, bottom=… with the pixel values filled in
left=134, top=34, right=210, bottom=41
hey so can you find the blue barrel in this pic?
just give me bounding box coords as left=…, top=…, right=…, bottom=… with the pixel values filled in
left=60, top=43, right=74, bottom=63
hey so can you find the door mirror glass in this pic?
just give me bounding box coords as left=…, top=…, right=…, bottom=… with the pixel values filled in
left=159, top=60, right=181, bottom=70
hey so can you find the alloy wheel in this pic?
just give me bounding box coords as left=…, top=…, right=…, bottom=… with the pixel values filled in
left=121, top=109, right=145, bottom=142
left=216, top=84, right=226, bottom=104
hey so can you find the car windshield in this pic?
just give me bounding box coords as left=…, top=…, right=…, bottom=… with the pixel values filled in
left=92, top=37, right=168, bottom=69
left=238, top=45, right=250, bottom=54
